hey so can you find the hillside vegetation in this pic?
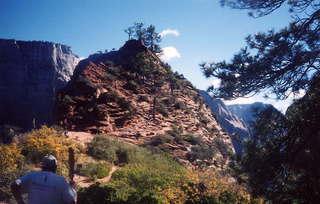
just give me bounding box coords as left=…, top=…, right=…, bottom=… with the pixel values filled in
left=0, top=127, right=260, bottom=203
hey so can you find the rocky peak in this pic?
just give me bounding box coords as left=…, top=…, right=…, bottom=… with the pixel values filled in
left=119, top=39, right=147, bottom=55
left=0, top=39, right=80, bottom=129
left=56, top=40, right=235, bottom=169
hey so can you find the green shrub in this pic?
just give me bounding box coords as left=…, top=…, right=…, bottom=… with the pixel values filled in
left=183, top=134, right=202, bottom=145
left=213, top=138, right=233, bottom=158
left=209, top=126, right=219, bottom=134
left=118, top=100, right=136, bottom=117
left=78, top=138, right=254, bottom=204
left=105, top=151, right=186, bottom=203
left=62, top=95, right=75, bottom=104
left=99, top=91, right=136, bottom=123
left=78, top=162, right=111, bottom=180
left=150, top=134, right=174, bottom=146
left=156, top=103, right=169, bottom=117
left=167, top=127, right=185, bottom=145
left=87, top=136, right=117, bottom=162
left=100, top=90, right=120, bottom=103
left=123, top=80, right=139, bottom=93
left=161, top=97, right=177, bottom=106
left=116, top=148, right=129, bottom=164
left=121, top=71, right=136, bottom=81
left=77, top=183, right=117, bottom=204
left=87, top=136, right=138, bottom=165
left=174, top=101, right=186, bottom=110
left=107, top=66, right=120, bottom=76
left=187, top=144, right=215, bottom=162
left=173, top=134, right=185, bottom=145
left=192, top=93, right=201, bottom=103
left=77, top=182, right=162, bottom=204
left=79, top=140, right=187, bottom=204
left=103, top=72, right=117, bottom=81
left=198, top=112, right=210, bottom=125
left=200, top=118, right=210, bottom=125
left=137, top=95, right=149, bottom=102
left=166, top=125, right=183, bottom=138
left=182, top=182, right=252, bottom=204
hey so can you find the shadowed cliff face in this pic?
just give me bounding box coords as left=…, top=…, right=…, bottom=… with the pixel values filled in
left=201, top=90, right=282, bottom=155
left=227, top=102, right=273, bottom=134
left=200, top=91, right=250, bottom=154
left=0, top=39, right=80, bottom=129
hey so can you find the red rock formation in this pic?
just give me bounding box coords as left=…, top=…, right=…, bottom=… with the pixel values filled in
left=55, top=40, right=234, bottom=168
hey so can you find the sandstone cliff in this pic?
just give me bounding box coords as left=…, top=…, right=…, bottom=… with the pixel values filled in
left=56, top=40, right=234, bottom=168
left=0, top=39, right=80, bottom=129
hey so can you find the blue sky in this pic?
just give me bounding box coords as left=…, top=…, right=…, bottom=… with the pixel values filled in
left=1, top=0, right=297, bottom=112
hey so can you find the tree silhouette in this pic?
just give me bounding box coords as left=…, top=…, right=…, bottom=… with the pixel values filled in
left=201, top=0, right=320, bottom=100
left=125, top=23, right=162, bottom=53
left=203, top=1, right=320, bottom=202
left=238, top=77, right=320, bottom=203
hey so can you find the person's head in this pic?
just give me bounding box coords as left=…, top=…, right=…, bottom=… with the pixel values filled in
left=41, top=155, right=57, bottom=173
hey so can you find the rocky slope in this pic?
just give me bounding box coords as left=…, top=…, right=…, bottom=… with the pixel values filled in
left=0, top=39, right=80, bottom=129
left=200, top=91, right=249, bottom=154
left=56, top=40, right=234, bottom=168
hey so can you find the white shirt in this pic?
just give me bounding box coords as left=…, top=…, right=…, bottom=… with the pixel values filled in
left=16, top=171, right=76, bottom=204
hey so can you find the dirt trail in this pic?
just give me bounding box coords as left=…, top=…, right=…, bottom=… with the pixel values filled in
left=66, top=131, right=95, bottom=144
left=67, top=131, right=122, bottom=188
left=74, top=165, right=120, bottom=188
left=96, top=165, right=120, bottom=183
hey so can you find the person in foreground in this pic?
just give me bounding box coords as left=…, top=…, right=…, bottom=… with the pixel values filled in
left=11, top=155, right=77, bottom=204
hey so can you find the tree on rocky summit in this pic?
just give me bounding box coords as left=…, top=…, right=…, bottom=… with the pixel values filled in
left=201, top=0, right=320, bottom=100
left=125, top=22, right=162, bottom=53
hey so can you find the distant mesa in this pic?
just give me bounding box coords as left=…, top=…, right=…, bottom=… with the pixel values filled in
left=0, top=39, right=80, bottom=129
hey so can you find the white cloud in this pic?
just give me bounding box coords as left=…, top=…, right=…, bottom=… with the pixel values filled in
left=160, top=46, right=181, bottom=61
left=159, top=29, right=180, bottom=37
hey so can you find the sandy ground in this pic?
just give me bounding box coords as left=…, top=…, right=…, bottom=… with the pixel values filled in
left=66, top=131, right=95, bottom=144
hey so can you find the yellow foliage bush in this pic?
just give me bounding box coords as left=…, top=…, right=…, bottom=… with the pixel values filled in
left=162, top=170, right=262, bottom=204
left=22, top=126, right=75, bottom=162
left=0, top=143, right=23, bottom=174
left=21, top=126, right=79, bottom=177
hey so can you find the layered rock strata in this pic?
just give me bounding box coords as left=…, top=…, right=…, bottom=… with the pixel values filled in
left=56, top=40, right=234, bottom=168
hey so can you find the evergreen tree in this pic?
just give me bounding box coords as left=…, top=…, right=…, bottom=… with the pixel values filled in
left=201, top=0, right=320, bottom=99
left=238, top=79, right=320, bottom=203
left=144, top=25, right=161, bottom=53
left=204, top=1, right=320, bottom=202
left=125, top=23, right=162, bottom=53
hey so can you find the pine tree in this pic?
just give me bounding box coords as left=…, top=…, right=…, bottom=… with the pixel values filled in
left=125, top=23, right=162, bottom=53
left=201, top=0, right=320, bottom=100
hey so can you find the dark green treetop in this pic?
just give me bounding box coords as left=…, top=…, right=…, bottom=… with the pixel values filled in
left=201, top=0, right=320, bottom=100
